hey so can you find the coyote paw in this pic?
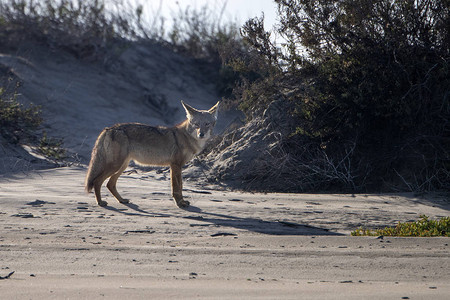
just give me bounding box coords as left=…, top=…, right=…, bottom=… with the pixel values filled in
left=97, top=200, right=108, bottom=207
left=176, top=199, right=190, bottom=208
left=118, top=198, right=129, bottom=204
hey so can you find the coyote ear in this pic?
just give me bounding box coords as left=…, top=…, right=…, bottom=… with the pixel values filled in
left=181, top=100, right=197, bottom=118
left=209, top=101, right=220, bottom=120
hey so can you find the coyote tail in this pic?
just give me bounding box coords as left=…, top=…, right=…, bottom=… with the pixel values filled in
left=85, top=130, right=107, bottom=193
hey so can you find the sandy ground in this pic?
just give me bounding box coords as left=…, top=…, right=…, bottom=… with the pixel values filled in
left=0, top=167, right=449, bottom=299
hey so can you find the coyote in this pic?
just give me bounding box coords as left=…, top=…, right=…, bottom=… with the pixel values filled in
left=85, top=101, right=219, bottom=208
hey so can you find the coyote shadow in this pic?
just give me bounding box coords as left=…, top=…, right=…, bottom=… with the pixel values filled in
left=105, top=202, right=342, bottom=236
left=183, top=206, right=342, bottom=236
left=102, top=202, right=171, bottom=218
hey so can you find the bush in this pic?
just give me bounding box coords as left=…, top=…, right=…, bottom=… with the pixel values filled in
left=231, top=0, right=450, bottom=192
left=351, top=215, right=450, bottom=237
left=0, top=88, right=41, bottom=143
left=225, top=15, right=282, bottom=113
left=166, top=2, right=242, bottom=94
left=38, top=131, right=66, bottom=161
left=168, top=2, right=239, bottom=59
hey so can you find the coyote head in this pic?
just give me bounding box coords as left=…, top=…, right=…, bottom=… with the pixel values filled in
left=182, top=100, right=219, bottom=140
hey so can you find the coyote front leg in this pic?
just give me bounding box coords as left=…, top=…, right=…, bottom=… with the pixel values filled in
left=170, top=164, right=190, bottom=208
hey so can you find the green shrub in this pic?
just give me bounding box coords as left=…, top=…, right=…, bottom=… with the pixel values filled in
left=38, top=131, right=66, bottom=161
left=351, top=215, right=450, bottom=237
left=0, top=88, right=42, bottom=142
left=0, top=88, right=66, bottom=162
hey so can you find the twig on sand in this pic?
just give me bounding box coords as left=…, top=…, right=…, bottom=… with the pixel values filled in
left=0, top=271, right=15, bottom=280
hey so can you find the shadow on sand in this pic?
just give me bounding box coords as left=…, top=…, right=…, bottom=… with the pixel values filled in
left=103, top=202, right=342, bottom=236
left=102, top=202, right=171, bottom=218
left=183, top=205, right=341, bottom=236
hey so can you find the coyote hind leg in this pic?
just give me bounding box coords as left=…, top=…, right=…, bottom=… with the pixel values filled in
left=93, top=175, right=109, bottom=207
left=107, top=161, right=130, bottom=204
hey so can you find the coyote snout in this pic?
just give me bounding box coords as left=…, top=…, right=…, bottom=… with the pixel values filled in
left=85, top=100, right=219, bottom=208
left=190, top=118, right=215, bottom=140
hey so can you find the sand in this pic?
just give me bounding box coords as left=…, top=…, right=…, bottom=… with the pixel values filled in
left=0, top=167, right=449, bottom=299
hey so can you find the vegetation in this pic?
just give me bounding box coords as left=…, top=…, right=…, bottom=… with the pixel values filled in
left=0, top=0, right=239, bottom=62
left=223, top=0, right=450, bottom=192
left=0, top=0, right=136, bottom=59
left=0, top=0, right=448, bottom=192
left=351, top=215, right=450, bottom=237
left=37, top=131, right=66, bottom=161
left=0, top=87, right=67, bottom=162
left=0, top=88, right=41, bottom=143
left=168, top=1, right=239, bottom=60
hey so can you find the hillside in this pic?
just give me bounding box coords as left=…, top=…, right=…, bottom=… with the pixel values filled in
left=0, top=41, right=235, bottom=173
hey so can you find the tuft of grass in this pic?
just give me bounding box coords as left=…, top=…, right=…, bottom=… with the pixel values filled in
left=351, top=215, right=450, bottom=237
